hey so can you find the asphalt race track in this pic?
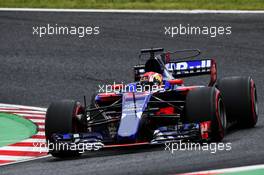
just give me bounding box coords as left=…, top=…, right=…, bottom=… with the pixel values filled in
left=0, top=11, right=264, bottom=175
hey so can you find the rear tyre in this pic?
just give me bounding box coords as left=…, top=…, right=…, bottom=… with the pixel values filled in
left=185, top=87, right=226, bottom=142
left=216, top=76, right=258, bottom=128
left=45, top=100, right=85, bottom=158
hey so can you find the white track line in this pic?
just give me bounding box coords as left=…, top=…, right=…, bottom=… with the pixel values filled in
left=0, top=155, right=34, bottom=161
left=35, top=132, right=45, bottom=136
left=183, top=164, right=264, bottom=174
left=0, top=8, right=264, bottom=13
left=20, top=139, right=46, bottom=143
left=0, top=146, right=48, bottom=152
left=0, top=103, right=46, bottom=111
left=29, top=119, right=45, bottom=123
left=0, top=110, right=46, bottom=114
left=15, top=114, right=45, bottom=118
left=38, top=125, right=45, bottom=129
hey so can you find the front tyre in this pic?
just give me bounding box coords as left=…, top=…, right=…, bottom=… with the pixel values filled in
left=45, top=100, right=85, bottom=158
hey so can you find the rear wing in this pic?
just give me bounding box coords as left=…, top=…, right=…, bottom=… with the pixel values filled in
left=133, top=48, right=217, bottom=86
left=165, top=59, right=217, bottom=86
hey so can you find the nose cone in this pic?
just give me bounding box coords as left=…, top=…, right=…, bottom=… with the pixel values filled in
left=117, top=92, right=150, bottom=143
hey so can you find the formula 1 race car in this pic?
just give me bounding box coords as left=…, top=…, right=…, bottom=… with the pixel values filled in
left=45, top=48, right=258, bottom=157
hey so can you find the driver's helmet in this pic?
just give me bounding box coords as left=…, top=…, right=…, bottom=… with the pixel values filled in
left=140, top=72, right=163, bottom=86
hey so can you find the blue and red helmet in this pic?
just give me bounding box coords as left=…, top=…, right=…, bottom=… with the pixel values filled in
left=140, top=72, right=163, bottom=86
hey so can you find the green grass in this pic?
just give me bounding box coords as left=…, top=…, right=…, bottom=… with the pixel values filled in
left=222, top=169, right=264, bottom=175
left=0, top=113, right=37, bottom=147
left=0, top=0, right=264, bottom=10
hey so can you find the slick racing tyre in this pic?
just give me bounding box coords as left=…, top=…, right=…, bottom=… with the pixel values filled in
left=216, top=76, right=258, bottom=128
left=45, top=100, right=85, bottom=158
left=185, top=87, right=226, bottom=142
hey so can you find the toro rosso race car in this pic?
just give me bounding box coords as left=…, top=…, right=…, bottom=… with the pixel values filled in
left=45, top=48, right=258, bottom=157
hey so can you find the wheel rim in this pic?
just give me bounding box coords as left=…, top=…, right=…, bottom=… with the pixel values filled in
left=250, top=79, right=258, bottom=125
left=73, top=103, right=85, bottom=132
left=218, top=98, right=227, bottom=130
left=253, top=85, right=258, bottom=118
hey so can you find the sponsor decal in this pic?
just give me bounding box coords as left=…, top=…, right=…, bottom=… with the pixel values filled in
left=166, top=60, right=211, bottom=75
